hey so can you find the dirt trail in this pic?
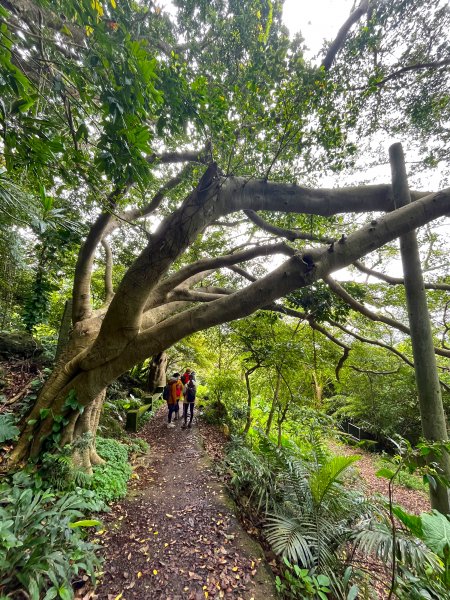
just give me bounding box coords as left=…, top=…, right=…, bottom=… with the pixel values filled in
left=328, top=441, right=430, bottom=514
left=95, top=410, right=276, bottom=600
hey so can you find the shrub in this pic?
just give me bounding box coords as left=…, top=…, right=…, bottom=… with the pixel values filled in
left=0, top=472, right=102, bottom=600
left=126, top=437, right=149, bottom=455
left=90, top=437, right=132, bottom=503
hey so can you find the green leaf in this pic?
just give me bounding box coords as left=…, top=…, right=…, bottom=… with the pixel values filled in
left=58, top=585, right=72, bottom=600
left=347, top=585, right=359, bottom=600
left=0, top=414, right=20, bottom=442
left=69, top=519, right=102, bottom=528
left=375, top=467, right=395, bottom=479
left=392, top=505, right=423, bottom=538
left=40, top=408, right=51, bottom=420
left=27, top=577, right=40, bottom=600
left=310, top=455, right=361, bottom=505
left=420, top=510, right=450, bottom=557
left=43, top=587, right=58, bottom=600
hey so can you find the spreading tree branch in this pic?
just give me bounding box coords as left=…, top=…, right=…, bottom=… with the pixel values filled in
left=244, top=209, right=334, bottom=243
left=353, top=260, right=450, bottom=291
left=325, top=275, right=450, bottom=359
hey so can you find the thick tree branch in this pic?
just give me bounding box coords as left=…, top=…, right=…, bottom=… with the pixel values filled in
left=353, top=260, right=450, bottom=291
left=224, top=178, right=428, bottom=216
left=322, top=0, right=370, bottom=71
left=147, top=150, right=208, bottom=166
left=81, top=180, right=450, bottom=370
left=115, top=187, right=450, bottom=370
left=168, top=289, right=227, bottom=303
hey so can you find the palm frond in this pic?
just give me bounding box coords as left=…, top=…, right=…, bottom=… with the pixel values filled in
left=265, top=513, right=316, bottom=567
left=310, top=455, right=361, bottom=507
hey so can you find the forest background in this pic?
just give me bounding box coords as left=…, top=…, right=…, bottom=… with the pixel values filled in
left=1, top=1, right=450, bottom=599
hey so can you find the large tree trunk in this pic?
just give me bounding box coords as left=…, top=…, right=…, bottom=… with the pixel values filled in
left=147, top=351, right=168, bottom=392
left=389, top=143, right=450, bottom=513
left=55, top=299, right=73, bottom=361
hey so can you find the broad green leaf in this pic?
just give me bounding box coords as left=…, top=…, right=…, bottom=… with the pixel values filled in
left=375, top=468, right=395, bottom=479
left=392, top=505, right=423, bottom=538
left=420, top=510, right=450, bottom=557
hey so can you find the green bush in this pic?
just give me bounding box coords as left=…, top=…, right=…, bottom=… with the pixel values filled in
left=126, top=437, right=149, bottom=455
left=90, top=437, right=132, bottom=503
left=0, top=472, right=102, bottom=600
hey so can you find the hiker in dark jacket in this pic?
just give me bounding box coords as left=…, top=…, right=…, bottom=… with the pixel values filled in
left=182, top=373, right=197, bottom=429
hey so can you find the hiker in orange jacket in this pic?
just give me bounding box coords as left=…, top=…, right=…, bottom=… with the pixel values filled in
left=166, top=372, right=183, bottom=428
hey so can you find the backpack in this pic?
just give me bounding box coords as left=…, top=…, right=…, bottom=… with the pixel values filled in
left=186, top=380, right=196, bottom=402
left=162, top=385, right=170, bottom=400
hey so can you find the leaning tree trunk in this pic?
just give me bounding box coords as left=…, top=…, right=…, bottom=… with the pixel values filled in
left=390, top=142, right=450, bottom=513
left=243, top=366, right=258, bottom=435
left=147, top=351, right=168, bottom=392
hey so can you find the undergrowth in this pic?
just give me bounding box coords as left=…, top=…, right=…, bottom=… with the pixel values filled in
left=0, top=472, right=103, bottom=600
left=90, top=437, right=133, bottom=503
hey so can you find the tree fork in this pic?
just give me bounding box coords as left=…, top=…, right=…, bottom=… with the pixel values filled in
left=389, top=142, right=450, bottom=513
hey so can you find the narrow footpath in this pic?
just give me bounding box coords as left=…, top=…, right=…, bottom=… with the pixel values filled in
left=95, top=410, right=275, bottom=600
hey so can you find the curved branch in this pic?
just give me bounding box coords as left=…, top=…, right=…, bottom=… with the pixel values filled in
left=328, top=318, right=450, bottom=393
left=148, top=242, right=294, bottom=307
left=327, top=318, right=415, bottom=368
left=322, top=0, right=370, bottom=71
left=72, top=185, right=129, bottom=323
left=325, top=275, right=450, bottom=358
left=228, top=265, right=257, bottom=282
left=307, top=318, right=350, bottom=381
left=325, top=275, right=410, bottom=334
left=244, top=210, right=334, bottom=243
left=353, top=260, right=450, bottom=291
left=349, top=365, right=400, bottom=375
left=375, top=58, right=450, bottom=87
